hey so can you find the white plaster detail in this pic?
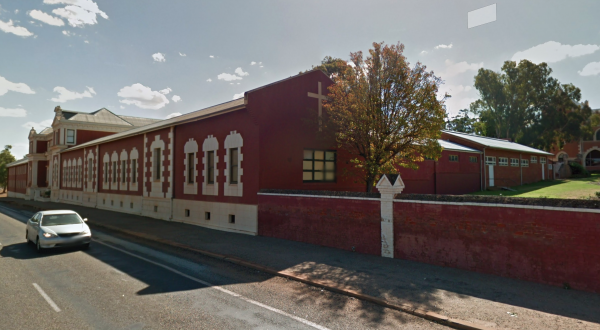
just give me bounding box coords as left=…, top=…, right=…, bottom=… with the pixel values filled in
left=110, top=151, right=119, bottom=190
left=376, top=174, right=405, bottom=259
left=167, top=128, right=174, bottom=199
left=96, top=192, right=143, bottom=215
left=183, top=138, right=199, bottom=195
left=308, top=81, right=327, bottom=131
left=76, top=157, right=83, bottom=189
left=172, top=199, right=258, bottom=235
left=142, top=196, right=172, bottom=220
left=119, top=149, right=129, bottom=191
left=149, top=135, right=166, bottom=198
left=86, top=150, right=95, bottom=192
left=202, top=135, right=219, bottom=196
left=224, top=131, right=243, bottom=197
left=102, top=153, right=110, bottom=190
left=129, top=148, right=139, bottom=192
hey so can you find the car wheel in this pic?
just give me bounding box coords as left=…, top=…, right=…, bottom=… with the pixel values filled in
left=26, top=231, right=30, bottom=244
left=36, top=238, right=43, bottom=254
left=82, top=243, right=90, bottom=250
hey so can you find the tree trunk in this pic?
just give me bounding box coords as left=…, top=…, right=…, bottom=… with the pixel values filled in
left=366, top=177, right=375, bottom=193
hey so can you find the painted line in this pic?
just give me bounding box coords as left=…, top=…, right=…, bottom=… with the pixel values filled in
left=32, top=283, right=61, bottom=312
left=92, top=239, right=330, bottom=330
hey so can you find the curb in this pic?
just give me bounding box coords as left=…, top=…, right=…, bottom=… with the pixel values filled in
left=1, top=200, right=493, bottom=330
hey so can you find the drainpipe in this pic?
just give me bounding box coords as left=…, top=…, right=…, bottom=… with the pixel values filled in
left=482, top=147, right=486, bottom=191
left=520, top=153, right=523, bottom=186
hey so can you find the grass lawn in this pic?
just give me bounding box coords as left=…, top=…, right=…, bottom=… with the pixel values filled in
left=469, top=173, right=600, bottom=199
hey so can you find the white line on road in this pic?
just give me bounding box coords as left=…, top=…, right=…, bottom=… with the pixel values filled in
left=33, top=283, right=61, bottom=312
left=93, top=239, right=330, bottom=330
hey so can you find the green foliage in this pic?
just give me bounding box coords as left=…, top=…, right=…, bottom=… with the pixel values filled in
left=595, top=191, right=600, bottom=199
left=0, top=145, right=17, bottom=192
left=569, top=161, right=590, bottom=177
left=307, top=56, right=349, bottom=78
left=471, top=60, right=591, bottom=150
left=445, top=109, right=486, bottom=135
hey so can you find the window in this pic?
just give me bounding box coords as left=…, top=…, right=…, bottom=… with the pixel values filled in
left=540, top=157, right=546, bottom=164
left=510, top=158, right=519, bottom=167
left=229, top=214, right=235, bottom=224
left=469, top=156, right=477, bottom=163
left=88, top=159, right=92, bottom=181
left=230, top=148, right=238, bottom=184
left=207, top=151, right=215, bottom=184
left=187, top=153, right=194, bottom=184
left=185, top=209, right=190, bottom=217
left=121, top=160, right=126, bottom=183
left=521, top=159, right=529, bottom=167
left=131, top=159, right=137, bottom=183
left=303, top=150, right=336, bottom=182
left=499, top=157, right=508, bottom=166
left=205, top=212, right=210, bottom=220
left=153, top=148, right=161, bottom=181
left=449, top=155, right=458, bottom=162
left=485, top=156, right=496, bottom=165
left=558, top=154, right=566, bottom=163
left=585, top=150, right=600, bottom=167
left=66, top=129, right=75, bottom=144
left=112, top=161, right=117, bottom=182
left=104, top=162, right=108, bottom=183
left=531, top=156, right=537, bottom=164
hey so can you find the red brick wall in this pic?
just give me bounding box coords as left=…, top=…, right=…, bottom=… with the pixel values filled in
left=258, top=194, right=381, bottom=255
left=60, top=149, right=84, bottom=191
left=36, top=140, right=48, bottom=154
left=394, top=201, right=600, bottom=293
left=7, top=164, right=28, bottom=194
left=144, top=128, right=171, bottom=197
left=37, top=160, right=48, bottom=187
left=98, top=134, right=144, bottom=195
left=77, top=130, right=116, bottom=145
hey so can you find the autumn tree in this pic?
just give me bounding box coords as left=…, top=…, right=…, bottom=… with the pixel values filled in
left=324, top=42, right=447, bottom=192
left=306, top=56, right=348, bottom=78
left=471, top=60, right=591, bottom=149
left=0, top=145, right=17, bottom=193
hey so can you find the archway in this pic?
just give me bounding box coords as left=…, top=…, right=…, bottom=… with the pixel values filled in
left=585, top=150, right=600, bottom=167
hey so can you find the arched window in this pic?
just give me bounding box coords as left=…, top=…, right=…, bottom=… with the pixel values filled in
left=585, top=150, right=600, bottom=167
left=558, top=153, right=566, bottom=163
left=595, top=129, right=600, bottom=141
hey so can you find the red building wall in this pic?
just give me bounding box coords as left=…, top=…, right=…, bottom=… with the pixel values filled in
left=144, top=128, right=171, bottom=197
left=37, top=160, right=48, bottom=187
left=173, top=109, right=260, bottom=204
left=7, top=164, right=28, bottom=194
left=77, top=130, right=116, bottom=146
left=36, top=140, right=48, bottom=154
left=258, top=194, right=381, bottom=255
left=394, top=201, right=600, bottom=293
left=60, top=149, right=84, bottom=191
left=98, top=134, right=144, bottom=196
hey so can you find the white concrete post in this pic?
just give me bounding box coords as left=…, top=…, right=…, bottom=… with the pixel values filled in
left=375, top=174, right=405, bottom=258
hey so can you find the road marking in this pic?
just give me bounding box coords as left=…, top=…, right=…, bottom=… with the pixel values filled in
left=33, top=283, right=61, bottom=312
left=93, top=239, right=330, bottom=330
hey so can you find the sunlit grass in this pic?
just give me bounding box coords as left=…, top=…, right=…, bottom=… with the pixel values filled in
left=469, top=174, right=600, bottom=199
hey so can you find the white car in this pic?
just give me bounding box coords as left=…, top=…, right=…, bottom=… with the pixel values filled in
left=26, top=210, right=92, bottom=252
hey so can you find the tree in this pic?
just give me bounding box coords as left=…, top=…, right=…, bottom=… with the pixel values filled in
left=307, top=56, right=349, bottom=78
left=0, top=145, right=17, bottom=193
left=446, top=109, right=486, bottom=135
left=471, top=60, right=590, bottom=149
left=324, top=42, right=447, bottom=192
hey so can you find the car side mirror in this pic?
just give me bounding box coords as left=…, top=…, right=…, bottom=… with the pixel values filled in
left=83, top=218, right=88, bottom=222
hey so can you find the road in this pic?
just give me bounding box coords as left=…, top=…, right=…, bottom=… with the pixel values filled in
left=0, top=204, right=446, bottom=330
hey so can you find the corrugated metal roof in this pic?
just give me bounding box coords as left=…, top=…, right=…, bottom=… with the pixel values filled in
left=38, top=127, right=53, bottom=135
left=66, top=98, right=245, bottom=152
left=67, top=109, right=132, bottom=126
left=119, top=116, right=162, bottom=127
left=438, top=139, right=481, bottom=153
left=442, top=130, right=553, bottom=155
left=6, top=158, right=28, bottom=167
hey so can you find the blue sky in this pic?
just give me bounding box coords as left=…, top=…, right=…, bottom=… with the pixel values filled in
left=1, top=0, right=600, bottom=158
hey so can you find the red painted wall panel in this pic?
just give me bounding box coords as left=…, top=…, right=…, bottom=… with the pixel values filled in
left=59, top=149, right=84, bottom=191
left=394, top=202, right=600, bottom=293
left=144, top=128, right=171, bottom=197
left=258, top=195, right=381, bottom=255
left=37, top=160, right=48, bottom=187
left=7, top=164, right=28, bottom=194
left=77, top=130, right=116, bottom=145
left=98, top=134, right=144, bottom=196
left=36, top=140, right=48, bottom=154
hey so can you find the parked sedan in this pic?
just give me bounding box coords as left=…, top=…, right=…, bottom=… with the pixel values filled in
left=26, top=210, right=92, bottom=252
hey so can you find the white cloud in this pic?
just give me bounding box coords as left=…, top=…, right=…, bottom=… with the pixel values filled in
left=206, top=78, right=212, bottom=82
left=22, top=119, right=53, bottom=131
left=0, top=75, right=36, bottom=96
left=62, top=30, right=72, bottom=36
left=435, top=43, right=453, bottom=49
left=179, top=52, right=186, bottom=57
left=218, top=73, right=242, bottom=81
left=118, top=83, right=170, bottom=110
left=233, top=93, right=244, bottom=99
left=259, top=65, right=263, bottom=68
left=0, top=19, right=34, bottom=37
left=152, top=53, right=166, bottom=62
left=84, top=40, right=89, bottom=43
left=166, top=112, right=181, bottom=119
left=234, top=67, right=249, bottom=76
left=15, top=10, right=20, bottom=14
left=0, top=107, right=27, bottom=117
left=439, top=84, right=472, bottom=96
left=120, top=105, right=125, bottom=109
left=159, top=87, right=171, bottom=95
left=209, top=55, right=214, bottom=58
left=579, top=61, right=600, bottom=76
left=51, top=86, right=96, bottom=102
left=172, top=95, right=181, bottom=102
left=259, top=62, right=262, bottom=65
left=512, top=41, right=600, bottom=64
left=250, top=61, right=257, bottom=65
left=29, top=9, right=64, bottom=26
left=445, top=97, right=478, bottom=116
left=420, top=51, right=428, bottom=55
left=46, top=0, right=109, bottom=27
left=444, top=60, right=483, bottom=77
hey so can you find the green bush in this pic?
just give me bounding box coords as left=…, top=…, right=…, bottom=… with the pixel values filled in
left=596, top=191, right=600, bottom=199
left=569, top=162, right=590, bottom=177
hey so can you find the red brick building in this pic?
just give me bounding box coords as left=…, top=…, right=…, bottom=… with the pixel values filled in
left=6, top=71, right=553, bottom=234
left=551, top=111, right=600, bottom=176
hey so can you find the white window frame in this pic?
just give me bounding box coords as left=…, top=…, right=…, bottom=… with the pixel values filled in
left=531, top=156, right=537, bottom=164
left=485, top=156, right=496, bottom=165
left=521, top=159, right=529, bottom=167
left=510, top=158, right=519, bottom=167
left=129, top=148, right=139, bottom=191
left=449, top=154, right=458, bottom=162
left=540, top=157, right=546, bottom=164
left=499, top=157, right=508, bottom=166
left=66, top=129, right=76, bottom=145
left=183, top=138, right=198, bottom=195
left=224, top=131, right=243, bottom=197
left=202, top=135, right=219, bottom=196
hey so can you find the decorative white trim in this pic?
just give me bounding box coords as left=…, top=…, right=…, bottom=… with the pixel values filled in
left=167, top=128, right=174, bottom=199
left=76, top=157, right=83, bottom=188
left=86, top=150, right=94, bottom=192
left=149, top=135, right=166, bottom=198
left=183, top=138, right=198, bottom=195
left=102, top=152, right=110, bottom=190
left=110, top=151, right=119, bottom=190
left=202, top=135, right=219, bottom=196
left=129, top=148, right=139, bottom=192
left=172, top=199, right=258, bottom=235
left=224, top=131, right=243, bottom=197
left=119, top=149, right=129, bottom=191
left=393, top=199, right=600, bottom=214
left=257, top=192, right=380, bottom=201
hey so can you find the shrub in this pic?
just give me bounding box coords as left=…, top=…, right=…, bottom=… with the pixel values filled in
left=596, top=191, right=600, bottom=199
left=569, top=162, right=590, bottom=177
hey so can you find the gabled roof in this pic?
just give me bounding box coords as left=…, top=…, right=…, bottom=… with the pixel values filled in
left=62, top=108, right=133, bottom=126
left=38, top=127, right=53, bottom=135
left=442, top=130, right=553, bottom=155
left=245, top=69, right=332, bottom=94
left=119, top=115, right=162, bottom=127
left=438, top=139, right=481, bottom=153
left=66, top=98, right=245, bottom=152
left=6, top=158, right=28, bottom=168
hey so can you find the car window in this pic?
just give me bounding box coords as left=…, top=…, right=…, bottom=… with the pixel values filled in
left=30, top=213, right=38, bottom=222
left=41, top=214, right=82, bottom=226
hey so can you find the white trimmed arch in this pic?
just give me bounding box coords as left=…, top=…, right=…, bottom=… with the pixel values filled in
left=183, top=138, right=199, bottom=195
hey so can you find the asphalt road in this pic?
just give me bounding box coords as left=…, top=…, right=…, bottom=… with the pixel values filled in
left=0, top=204, right=447, bottom=330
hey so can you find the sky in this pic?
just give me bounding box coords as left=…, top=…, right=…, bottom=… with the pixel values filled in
left=1, top=0, right=600, bottom=159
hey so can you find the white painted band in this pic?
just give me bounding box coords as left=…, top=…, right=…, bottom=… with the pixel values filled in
left=393, top=199, right=600, bottom=214
left=33, top=283, right=61, bottom=312
left=257, top=192, right=379, bottom=201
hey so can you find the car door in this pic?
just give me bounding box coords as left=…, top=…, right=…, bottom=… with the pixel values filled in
left=30, top=213, right=41, bottom=240
left=27, top=213, right=38, bottom=241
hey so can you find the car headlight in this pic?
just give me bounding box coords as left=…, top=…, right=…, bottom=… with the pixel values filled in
left=42, top=232, right=56, bottom=238
left=82, top=227, right=91, bottom=235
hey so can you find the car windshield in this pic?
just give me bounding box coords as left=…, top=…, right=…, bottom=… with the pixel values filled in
left=41, top=214, right=82, bottom=226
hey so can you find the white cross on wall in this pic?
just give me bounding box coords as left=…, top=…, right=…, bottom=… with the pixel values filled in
left=308, top=82, right=327, bottom=131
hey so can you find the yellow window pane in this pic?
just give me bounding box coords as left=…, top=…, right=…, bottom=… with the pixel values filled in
left=325, top=151, right=335, bottom=161
left=303, top=161, right=313, bottom=170
left=325, top=162, right=334, bottom=170
left=303, top=150, right=313, bottom=160
left=314, top=172, right=324, bottom=180
left=314, top=161, right=324, bottom=170
left=314, top=151, right=324, bottom=160
left=303, top=172, right=312, bottom=180
left=325, top=172, right=335, bottom=181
